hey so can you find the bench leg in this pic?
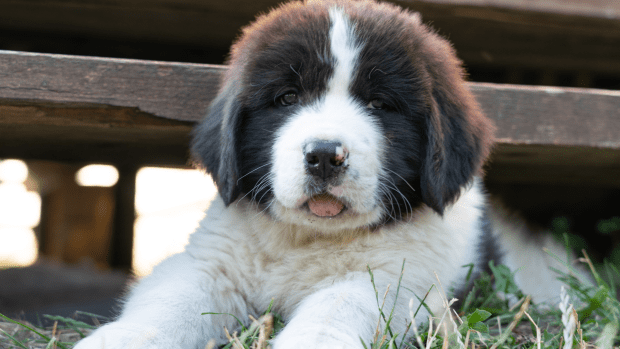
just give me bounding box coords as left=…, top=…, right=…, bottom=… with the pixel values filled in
left=109, top=165, right=139, bottom=272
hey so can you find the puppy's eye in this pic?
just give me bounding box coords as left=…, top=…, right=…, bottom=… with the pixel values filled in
left=367, top=98, right=385, bottom=110
left=278, top=92, right=299, bottom=106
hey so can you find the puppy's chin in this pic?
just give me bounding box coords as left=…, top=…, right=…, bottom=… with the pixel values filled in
left=267, top=196, right=385, bottom=233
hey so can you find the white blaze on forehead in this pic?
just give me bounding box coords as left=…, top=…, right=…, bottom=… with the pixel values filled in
left=269, top=7, right=386, bottom=229
left=328, top=8, right=361, bottom=96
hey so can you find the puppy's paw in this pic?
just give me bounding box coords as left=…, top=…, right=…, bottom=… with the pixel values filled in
left=73, top=322, right=164, bottom=349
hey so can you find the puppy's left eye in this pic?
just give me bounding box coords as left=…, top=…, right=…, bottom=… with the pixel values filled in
left=278, top=92, right=299, bottom=106
left=367, top=98, right=385, bottom=110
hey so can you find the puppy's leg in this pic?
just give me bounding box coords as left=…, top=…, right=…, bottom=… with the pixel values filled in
left=271, top=276, right=377, bottom=349
left=74, top=252, right=249, bottom=349
left=487, top=199, right=592, bottom=305
left=271, top=273, right=424, bottom=349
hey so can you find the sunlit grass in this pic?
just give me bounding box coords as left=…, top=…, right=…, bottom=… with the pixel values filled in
left=2, top=252, right=616, bottom=348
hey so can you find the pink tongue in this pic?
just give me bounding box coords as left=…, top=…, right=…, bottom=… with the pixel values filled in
left=308, top=194, right=344, bottom=217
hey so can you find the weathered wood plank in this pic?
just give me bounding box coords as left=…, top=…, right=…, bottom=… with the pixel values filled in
left=1, top=50, right=619, bottom=188
left=0, top=50, right=222, bottom=122
left=2, top=50, right=619, bottom=146
left=0, top=100, right=193, bottom=165
left=470, top=83, right=620, bottom=149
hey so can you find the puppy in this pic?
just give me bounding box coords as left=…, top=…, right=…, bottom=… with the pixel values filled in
left=75, top=1, right=570, bottom=348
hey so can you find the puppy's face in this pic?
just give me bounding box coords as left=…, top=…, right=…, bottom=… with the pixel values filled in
left=192, top=0, right=494, bottom=233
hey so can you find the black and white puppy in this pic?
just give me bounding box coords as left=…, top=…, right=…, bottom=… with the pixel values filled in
left=76, top=1, right=571, bottom=348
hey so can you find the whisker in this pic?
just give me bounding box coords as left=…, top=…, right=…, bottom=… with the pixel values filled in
left=381, top=183, right=398, bottom=218
left=379, top=174, right=414, bottom=219
left=237, top=172, right=272, bottom=205
left=256, top=181, right=274, bottom=203
left=237, top=164, right=271, bottom=184
left=383, top=168, right=416, bottom=193
left=253, top=198, right=275, bottom=219
left=251, top=178, right=272, bottom=202
left=382, top=179, right=412, bottom=213
left=377, top=184, right=398, bottom=222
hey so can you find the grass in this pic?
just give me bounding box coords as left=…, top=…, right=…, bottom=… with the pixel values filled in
left=0, top=312, right=100, bottom=349
left=0, top=251, right=618, bottom=349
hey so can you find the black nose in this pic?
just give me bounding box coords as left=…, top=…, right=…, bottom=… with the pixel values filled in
left=304, top=141, right=348, bottom=181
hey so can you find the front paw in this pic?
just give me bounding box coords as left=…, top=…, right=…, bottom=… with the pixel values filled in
left=73, top=322, right=163, bottom=349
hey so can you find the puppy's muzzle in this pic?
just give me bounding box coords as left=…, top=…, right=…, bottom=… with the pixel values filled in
left=304, top=140, right=348, bottom=182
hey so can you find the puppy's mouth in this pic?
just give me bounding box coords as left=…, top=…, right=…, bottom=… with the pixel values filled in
left=305, top=193, right=346, bottom=217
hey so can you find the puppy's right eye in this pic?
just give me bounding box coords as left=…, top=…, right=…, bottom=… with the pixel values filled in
left=367, top=98, right=385, bottom=110
left=278, top=92, right=299, bottom=106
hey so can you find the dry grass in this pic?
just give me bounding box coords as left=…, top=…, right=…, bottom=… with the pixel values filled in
left=1, top=251, right=616, bottom=349
left=0, top=316, right=94, bottom=349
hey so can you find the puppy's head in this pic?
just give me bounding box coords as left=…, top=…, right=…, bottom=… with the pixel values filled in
left=191, top=0, right=494, bottom=232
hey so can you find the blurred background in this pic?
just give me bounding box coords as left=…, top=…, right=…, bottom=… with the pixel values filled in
left=0, top=0, right=619, bottom=322
left=0, top=160, right=215, bottom=276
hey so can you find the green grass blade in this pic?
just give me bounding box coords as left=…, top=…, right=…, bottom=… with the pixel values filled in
left=0, top=328, right=29, bottom=349
left=384, top=259, right=407, bottom=338
left=367, top=265, right=391, bottom=329
left=74, top=311, right=110, bottom=321
left=43, top=314, right=96, bottom=338
left=0, top=313, right=69, bottom=349
left=412, top=285, right=434, bottom=319
left=45, top=337, right=58, bottom=349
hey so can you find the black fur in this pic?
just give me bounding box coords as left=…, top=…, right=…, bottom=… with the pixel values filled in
left=349, top=12, right=427, bottom=222
left=190, top=93, right=242, bottom=206
left=453, top=203, right=503, bottom=308
left=191, top=2, right=333, bottom=206
left=236, top=33, right=334, bottom=205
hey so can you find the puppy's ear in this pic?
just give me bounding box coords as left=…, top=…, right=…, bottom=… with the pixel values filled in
left=191, top=80, right=242, bottom=206
left=419, top=42, right=494, bottom=215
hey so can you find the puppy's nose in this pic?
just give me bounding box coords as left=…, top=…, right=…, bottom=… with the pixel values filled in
left=304, top=141, right=348, bottom=181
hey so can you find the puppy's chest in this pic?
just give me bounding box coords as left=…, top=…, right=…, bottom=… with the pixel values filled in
left=239, top=233, right=418, bottom=311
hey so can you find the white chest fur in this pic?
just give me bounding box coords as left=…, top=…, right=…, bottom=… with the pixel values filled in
left=185, top=179, right=486, bottom=324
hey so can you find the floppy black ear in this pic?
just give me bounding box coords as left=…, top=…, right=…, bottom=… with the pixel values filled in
left=420, top=75, right=494, bottom=215
left=190, top=85, right=242, bottom=206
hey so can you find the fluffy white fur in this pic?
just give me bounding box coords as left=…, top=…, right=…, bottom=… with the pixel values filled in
left=270, top=92, right=385, bottom=231
left=76, top=179, right=486, bottom=349
left=326, top=8, right=361, bottom=96
left=487, top=199, right=589, bottom=305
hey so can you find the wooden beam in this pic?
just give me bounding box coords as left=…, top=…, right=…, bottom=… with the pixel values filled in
left=470, top=83, right=620, bottom=149
left=0, top=50, right=222, bottom=123
left=0, top=51, right=210, bottom=165
left=0, top=101, right=193, bottom=166
left=2, top=50, right=619, bottom=145
left=31, top=162, right=115, bottom=266
left=1, top=50, right=620, bottom=188
left=109, top=165, right=139, bottom=271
